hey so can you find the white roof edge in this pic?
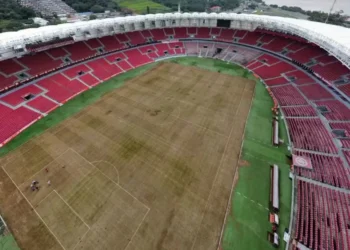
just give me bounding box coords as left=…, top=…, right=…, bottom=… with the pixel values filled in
left=0, top=12, right=349, bottom=67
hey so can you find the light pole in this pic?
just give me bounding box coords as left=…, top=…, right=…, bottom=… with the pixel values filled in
left=325, top=0, right=337, bottom=23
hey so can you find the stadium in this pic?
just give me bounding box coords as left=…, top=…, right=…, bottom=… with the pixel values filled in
left=0, top=12, right=349, bottom=250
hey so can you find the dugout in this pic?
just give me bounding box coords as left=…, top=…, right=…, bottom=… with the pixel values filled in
left=270, top=164, right=279, bottom=212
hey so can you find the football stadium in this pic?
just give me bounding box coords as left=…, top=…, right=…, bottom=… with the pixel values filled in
left=0, top=12, right=349, bottom=250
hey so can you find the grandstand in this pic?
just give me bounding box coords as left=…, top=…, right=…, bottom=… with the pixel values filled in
left=0, top=12, right=349, bottom=250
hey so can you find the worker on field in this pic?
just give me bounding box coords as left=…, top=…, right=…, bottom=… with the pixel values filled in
left=47, top=180, right=51, bottom=186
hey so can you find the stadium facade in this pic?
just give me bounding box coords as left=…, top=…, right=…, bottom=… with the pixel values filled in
left=0, top=13, right=350, bottom=67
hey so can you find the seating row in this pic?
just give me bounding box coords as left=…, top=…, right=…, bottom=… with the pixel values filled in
left=295, top=180, right=350, bottom=250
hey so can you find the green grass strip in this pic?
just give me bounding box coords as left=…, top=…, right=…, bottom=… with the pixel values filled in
left=118, top=0, right=169, bottom=13
left=0, top=235, right=20, bottom=250
left=222, top=79, right=292, bottom=250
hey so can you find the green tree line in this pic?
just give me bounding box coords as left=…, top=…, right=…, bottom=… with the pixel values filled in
left=62, top=0, right=120, bottom=13
left=153, top=0, right=240, bottom=12
left=0, top=0, right=38, bottom=32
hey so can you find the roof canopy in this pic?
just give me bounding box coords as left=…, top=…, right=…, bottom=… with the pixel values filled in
left=0, top=13, right=349, bottom=67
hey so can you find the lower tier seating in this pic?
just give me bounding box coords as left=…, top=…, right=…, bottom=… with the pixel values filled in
left=27, top=96, right=59, bottom=113
left=286, top=118, right=337, bottom=153
left=315, top=100, right=350, bottom=121
left=0, top=104, right=41, bottom=146
left=270, top=85, right=308, bottom=106
left=0, top=85, right=43, bottom=106
left=282, top=106, right=317, bottom=117
left=294, top=151, right=350, bottom=188
left=298, top=84, right=334, bottom=100
left=294, top=180, right=350, bottom=250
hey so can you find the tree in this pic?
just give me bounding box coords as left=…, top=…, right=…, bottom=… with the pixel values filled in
left=89, top=14, right=97, bottom=20
left=90, top=4, right=105, bottom=13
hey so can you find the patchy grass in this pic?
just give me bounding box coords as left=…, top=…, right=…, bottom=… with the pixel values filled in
left=117, top=0, right=169, bottom=14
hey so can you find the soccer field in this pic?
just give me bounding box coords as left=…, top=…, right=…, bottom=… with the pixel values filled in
left=0, top=61, right=255, bottom=250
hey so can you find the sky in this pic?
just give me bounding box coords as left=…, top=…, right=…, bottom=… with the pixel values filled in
left=263, top=0, right=350, bottom=15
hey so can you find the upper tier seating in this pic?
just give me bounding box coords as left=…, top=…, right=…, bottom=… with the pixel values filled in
left=217, top=28, right=235, bottom=42
left=46, top=47, right=69, bottom=59
left=98, top=36, right=124, bottom=51
left=64, top=41, right=96, bottom=61
left=0, top=75, right=19, bottom=92
left=173, top=27, right=188, bottom=39
left=17, top=52, right=62, bottom=76
left=150, top=29, right=167, bottom=41
left=126, top=31, right=147, bottom=46
left=0, top=59, right=25, bottom=75
left=195, top=27, right=211, bottom=39
left=85, top=39, right=103, bottom=49
left=239, top=32, right=263, bottom=45
left=262, top=37, right=292, bottom=53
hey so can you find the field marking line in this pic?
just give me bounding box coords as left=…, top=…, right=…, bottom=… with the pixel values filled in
left=69, top=149, right=152, bottom=250
left=170, top=114, right=228, bottom=138
left=17, top=149, right=70, bottom=188
left=1, top=166, right=67, bottom=250
left=36, top=190, right=55, bottom=207
left=69, top=148, right=150, bottom=211
left=124, top=208, right=150, bottom=250
left=90, top=160, right=120, bottom=184
left=217, top=83, right=255, bottom=250
left=72, top=228, right=90, bottom=250
left=54, top=190, right=91, bottom=229
left=190, top=83, right=248, bottom=250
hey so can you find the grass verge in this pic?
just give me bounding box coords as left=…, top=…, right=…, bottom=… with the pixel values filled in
left=0, top=235, right=20, bottom=250
left=222, top=78, right=292, bottom=250
left=117, top=0, right=169, bottom=14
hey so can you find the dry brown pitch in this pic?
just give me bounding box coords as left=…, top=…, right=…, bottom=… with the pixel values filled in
left=0, top=62, right=255, bottom=250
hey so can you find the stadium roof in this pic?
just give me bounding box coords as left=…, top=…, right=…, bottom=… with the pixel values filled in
left=0, top=13, right=350, bottom=67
